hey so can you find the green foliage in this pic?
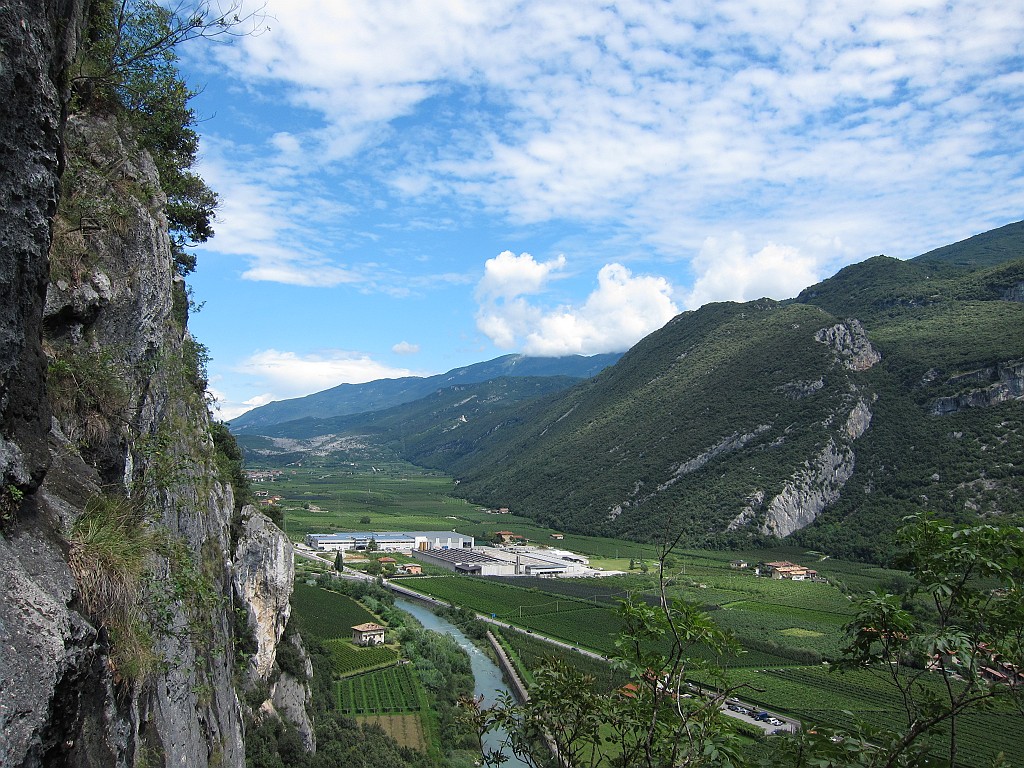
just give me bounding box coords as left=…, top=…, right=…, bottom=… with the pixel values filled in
left=68, top=492, right=159, bottom=681
left=275, top=635, right=308, bottom=679
left=0, top=484, right=24, bottom=533
left=181, top=334, right=210, bottom=395
left=471, top=592, right=746, bottom=768
left=68, top=1, right=264, bottom=277
left=47, top=347, right=132, bottom=449
left=211, top=420, right=251, bottom=510
left=827, top=516, right=1024, bottom=767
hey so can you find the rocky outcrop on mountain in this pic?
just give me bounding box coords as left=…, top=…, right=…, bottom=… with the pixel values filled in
left=931, top=361, right=1024, bottom=415
left=815, top=319, right=881, bottom=371
left=270, top=667, right=316, bottom=752
left=0, top=0, right=82, bottom=520
left=760, top=439, right=857, bottom=538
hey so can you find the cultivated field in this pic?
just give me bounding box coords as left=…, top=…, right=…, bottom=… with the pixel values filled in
left=357, top=714, right=428, bottom=752
left=263, top=455, right=1022, bottom=767
left=291, top=581, right=379, bottom=640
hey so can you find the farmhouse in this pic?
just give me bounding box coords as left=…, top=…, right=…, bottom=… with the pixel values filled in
left=305, top=531, right=475, bottom=554
left=756, top=561, right=818, bottom=580
left=351, top=622, right=386, bottom=646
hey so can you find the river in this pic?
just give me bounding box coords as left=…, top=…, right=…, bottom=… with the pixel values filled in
left=395, top=597, right=531, bottom=768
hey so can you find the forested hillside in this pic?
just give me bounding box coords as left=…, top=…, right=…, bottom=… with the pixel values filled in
left=249, top=225, right=1024, bottom=562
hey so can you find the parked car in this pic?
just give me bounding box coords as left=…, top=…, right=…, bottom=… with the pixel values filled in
left=754, top=712, right=771, bottom=722
left=767, top=718, right=783, bottom=726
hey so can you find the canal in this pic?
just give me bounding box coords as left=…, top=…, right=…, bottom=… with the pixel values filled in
left=395, top=597, right=530, bottom=768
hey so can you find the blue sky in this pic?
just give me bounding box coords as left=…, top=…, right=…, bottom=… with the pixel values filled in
left=178, top=0, right=1024, bottom=420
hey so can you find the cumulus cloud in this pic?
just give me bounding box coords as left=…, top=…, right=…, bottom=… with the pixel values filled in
left=234, top=349, right=423, bottom=400
left=476, top=257, right=678, bottom=355
left=206, top=389, right=277, bottom=422
left=392, top=341, right=420, bottom=354
left=681, top=235, right=825, bottom=309
left=476, top=251, right=567, bottom=300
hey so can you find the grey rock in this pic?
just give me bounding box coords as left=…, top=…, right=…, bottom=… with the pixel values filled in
left=232, top=507, right=294, bottom=682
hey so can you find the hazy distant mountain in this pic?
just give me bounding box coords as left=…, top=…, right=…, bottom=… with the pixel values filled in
left=244, top=223, right=1024, bottom=561
left=228, top=353, right=622, bottom=432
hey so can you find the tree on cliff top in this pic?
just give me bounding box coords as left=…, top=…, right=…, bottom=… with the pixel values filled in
left=70, top=1, right=265, bottom=276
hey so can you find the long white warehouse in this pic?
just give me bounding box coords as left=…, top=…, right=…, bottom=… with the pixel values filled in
left=304, top=531, right=474, bottom=553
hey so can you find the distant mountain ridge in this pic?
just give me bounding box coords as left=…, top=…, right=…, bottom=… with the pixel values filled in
left=229, top=353, right=623, bottom=432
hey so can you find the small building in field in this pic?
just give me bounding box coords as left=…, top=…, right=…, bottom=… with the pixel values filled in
left=729, top=559, right=748, bottom=569
left=757, top=561, right=817, bottom=580
left=550, top=533, right=564, bottom=540
left=351, top=623, right=386, bottom=646
left=400, top=564, right=422, bottom=575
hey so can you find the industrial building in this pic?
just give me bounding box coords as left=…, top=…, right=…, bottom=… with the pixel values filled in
left=304, top=531, right=474, bottom=553
left=414, top=545, right=591, bottom=577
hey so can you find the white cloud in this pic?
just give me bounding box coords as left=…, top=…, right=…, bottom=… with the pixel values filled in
left=682, top=235, right=824, bottom=310
left=234, top=349, right=424, bottom=400
left=207, top=389, right=276, bottom=422
left=392, top=341, right=420, bottom=354
left=476, top=251, right=567, bottom=300
left=198, top=0, right=1024, bottom=268
left=476, top=259, right=678, bottom=355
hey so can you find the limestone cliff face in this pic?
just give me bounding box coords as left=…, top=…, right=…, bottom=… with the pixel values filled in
left=0, top=0, right=82, bottom=516
left=0, top=5, right=307, bottom=766
left=930, top=361, right=1024, bottom=415
left=233, top=507, right=294, bottom=681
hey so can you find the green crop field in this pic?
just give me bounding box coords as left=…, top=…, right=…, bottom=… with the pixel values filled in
left=323, top=638, right=399, bottom=676
left=336, top=664, right=424, bottom=715
left=291, top=581, right=381, bottom=640
left=702, top=665, right=1021, bottom=768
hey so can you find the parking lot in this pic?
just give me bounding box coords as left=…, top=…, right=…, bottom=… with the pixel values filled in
left=721, top=698, right=797, bottom=735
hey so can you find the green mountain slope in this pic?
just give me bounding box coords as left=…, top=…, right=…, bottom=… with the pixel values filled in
left=236, top=376, right=578, bottom=462
left=427, top=226, right=1024, bottom=559
left=248, top=223, right=1024, bottom=561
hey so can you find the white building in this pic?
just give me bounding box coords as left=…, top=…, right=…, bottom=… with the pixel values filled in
left=414, top=545, right=591, bottom=577
left=305, top=531, right=474, bottom=553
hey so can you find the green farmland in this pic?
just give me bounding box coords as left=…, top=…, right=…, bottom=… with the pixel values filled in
left=257, top=455, right=1022, bottom=767
left=336, top=664, right=425, bottom=716
left=291, top=581, right=379, bottom=640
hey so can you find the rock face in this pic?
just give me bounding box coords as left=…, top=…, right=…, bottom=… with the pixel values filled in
left=0, top=0, right=82, bottom=509
left=760, top=439, right=857, bottom=538
left=233, top=507, right=294, bottom=681
left=815, top=319, right=881, bottom=371
left=0, top=6, right=308, bottom=766
left=931, top=361, right=1024, bottom=415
